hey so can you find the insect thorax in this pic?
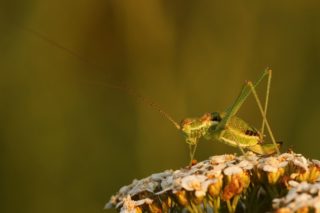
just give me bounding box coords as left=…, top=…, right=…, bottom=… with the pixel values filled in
left=180, top=112, right=221, bottom=144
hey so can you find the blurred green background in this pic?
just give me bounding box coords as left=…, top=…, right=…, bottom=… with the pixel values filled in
left=1, top=1, right=320, bottom=212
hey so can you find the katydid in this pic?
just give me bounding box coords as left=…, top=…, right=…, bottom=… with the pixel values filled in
left=176, top=69, right=281, bottom=163
left=18, top=26, right=281, bottom=163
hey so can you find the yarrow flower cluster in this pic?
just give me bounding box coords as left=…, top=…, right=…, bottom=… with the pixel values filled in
left=273, top=181, right=320, bottom=212
left=105, top=152, right=320, bottom=213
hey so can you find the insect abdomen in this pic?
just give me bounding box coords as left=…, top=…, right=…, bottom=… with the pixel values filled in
left=220, top=128, right=260, bottom=147
left=219, top=116, right=261, bottom=148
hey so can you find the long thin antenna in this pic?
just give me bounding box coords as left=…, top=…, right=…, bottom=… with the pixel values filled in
left=18, top=24, right=181, bottom=130
left=93, top=82, right=181, bottom=130
left=18, top=24, right=97, bottom=69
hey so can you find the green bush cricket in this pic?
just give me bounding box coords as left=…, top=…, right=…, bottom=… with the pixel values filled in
left=176, top=69, right=281, bottom=163
left=120, top=69, right=282, bottom=164
left=18, top=26, right=281, bottom=164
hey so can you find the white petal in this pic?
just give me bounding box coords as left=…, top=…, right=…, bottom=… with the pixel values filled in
left=224, top=166, right=243, bottom=176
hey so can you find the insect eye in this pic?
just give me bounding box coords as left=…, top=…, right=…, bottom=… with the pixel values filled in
left=211, top=113, right=222, bottom=122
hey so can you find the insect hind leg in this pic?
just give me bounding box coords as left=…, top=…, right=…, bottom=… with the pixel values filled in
left=247, top=78, right=280, bottom=155
left=215, top=69, right=270, bottom=132
left=260, top=69, right=272, bottom=137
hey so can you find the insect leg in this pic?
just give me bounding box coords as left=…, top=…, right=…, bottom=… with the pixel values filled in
left=247, top=81, right=280, bottom=155
left=214, top=69, right=270, bottom=155
left=216, top=69, right=269, bottom=132
left=238, top=145, right=246, bottom=155
left=188, top=144, right=197, bottom=165
left=260, top=69, right=272, bottom=137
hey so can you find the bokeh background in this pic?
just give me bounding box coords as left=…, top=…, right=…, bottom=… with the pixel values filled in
left=1, top=1, right=320, bottom=212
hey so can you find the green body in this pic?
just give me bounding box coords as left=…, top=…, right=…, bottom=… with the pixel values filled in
left=179, top=68, right=282, bottom=159
left=181, top=112, right=278, bottom=155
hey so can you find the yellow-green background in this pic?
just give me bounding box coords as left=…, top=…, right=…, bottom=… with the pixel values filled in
left=1, top=1, right=320, bottom=212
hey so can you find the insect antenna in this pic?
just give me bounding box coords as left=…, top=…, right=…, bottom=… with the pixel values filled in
left=18, top=24, right=181, bottom=130
left=93, top=82, right=181, bottom=130
left=18, top=24, right=100, bottom=71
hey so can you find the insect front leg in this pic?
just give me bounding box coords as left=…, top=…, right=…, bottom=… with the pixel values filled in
left=186, top=139, right=198, bottom=165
